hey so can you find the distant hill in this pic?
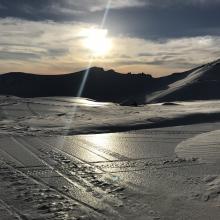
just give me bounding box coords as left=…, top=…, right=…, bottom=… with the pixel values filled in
left=0, top=60, right=220, bottom=104
left=0, top=67, right=157, bottom=103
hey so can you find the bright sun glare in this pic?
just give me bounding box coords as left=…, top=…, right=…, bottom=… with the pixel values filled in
left=82, top=28, right=112, bottom=56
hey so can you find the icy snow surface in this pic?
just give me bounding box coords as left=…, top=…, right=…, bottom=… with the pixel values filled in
left=0, top=96, right=220, bottom=219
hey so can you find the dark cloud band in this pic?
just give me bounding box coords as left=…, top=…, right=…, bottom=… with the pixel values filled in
left=0, top=0, right=220, bottom=40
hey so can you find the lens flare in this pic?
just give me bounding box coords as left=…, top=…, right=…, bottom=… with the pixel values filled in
left=82, top=28, right=112, bottom=56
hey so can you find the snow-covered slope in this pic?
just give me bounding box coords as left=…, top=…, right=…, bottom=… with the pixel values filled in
left=1, top=96, right=220, bottom=136
left=147, top=59, right=220, bottom=103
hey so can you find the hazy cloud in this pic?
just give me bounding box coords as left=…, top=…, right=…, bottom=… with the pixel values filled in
left=0, top=18, right=219, bottom=76
left=0, top=1, right=220, bottom=75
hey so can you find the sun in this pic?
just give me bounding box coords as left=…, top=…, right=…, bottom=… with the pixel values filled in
left=82, top=28, right=112, bottom=56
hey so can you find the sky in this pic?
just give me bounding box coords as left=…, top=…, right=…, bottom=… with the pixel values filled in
left=0, top=0, right=220, bottom=76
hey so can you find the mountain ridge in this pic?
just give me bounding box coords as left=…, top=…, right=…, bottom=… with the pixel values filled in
left=0, top=59, right=220, bottom=104
left=0, top=67, right=157, bottom=103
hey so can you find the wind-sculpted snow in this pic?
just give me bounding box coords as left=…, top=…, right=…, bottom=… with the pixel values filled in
left=175, top=130, right=220, bottom=162
left=1, top=96, right=220, bottom=136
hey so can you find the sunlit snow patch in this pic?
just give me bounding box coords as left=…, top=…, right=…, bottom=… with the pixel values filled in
left=34, top=97, right=113, bottom=107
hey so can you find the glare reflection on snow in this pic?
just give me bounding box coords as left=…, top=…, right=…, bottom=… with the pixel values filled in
left=71, top=98, right=111, bottom=107
left=78, top=133, right=118, bottom=162
left=85, top=133, right=114, bottom=146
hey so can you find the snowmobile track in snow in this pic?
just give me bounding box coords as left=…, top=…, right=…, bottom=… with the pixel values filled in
left=0, top=160, right=106, bottom=219
left=0, top=198, right=28, bottom=220
left=9, top=137, right=108, bottom=214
